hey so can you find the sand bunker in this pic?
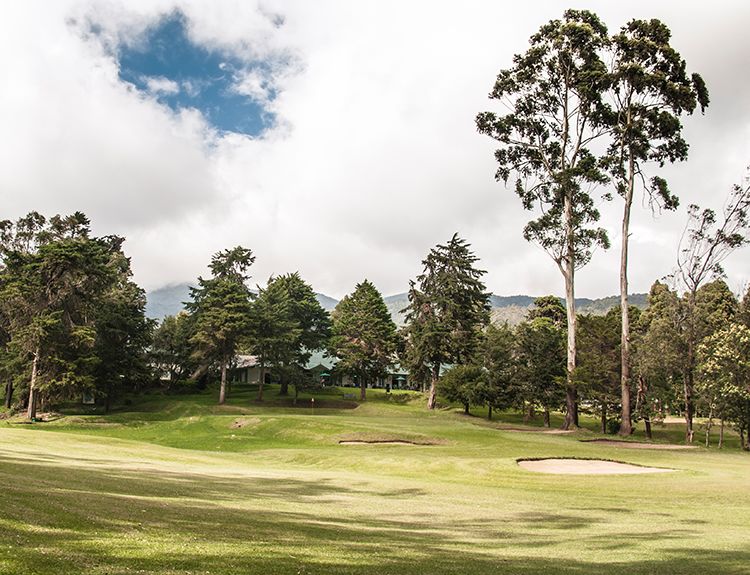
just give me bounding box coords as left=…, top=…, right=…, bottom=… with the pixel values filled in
left=581, top=439, right=697, bottom=450
left=517, top=458, right=674, bottom=475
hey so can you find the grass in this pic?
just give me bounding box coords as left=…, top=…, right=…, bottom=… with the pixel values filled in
left=1, top=384, right=749, bottom=574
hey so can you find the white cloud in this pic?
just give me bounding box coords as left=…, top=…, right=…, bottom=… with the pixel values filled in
left=144, top=75, right=180, bottom=95
left=2, top=0, right=749, bottom=299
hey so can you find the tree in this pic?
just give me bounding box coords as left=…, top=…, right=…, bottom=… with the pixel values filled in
left=480, top=323, right=518, bottom=420
left=151, top=312, right=196, bottom=387
left=674, top=178, right=750, bottom=441
left=515, top=316, right=566, bottom=427
left=604, top=18, right=709, bottom=436
left=477, top=10, right=611, bottom=428
left=91, top=249, right=154, bottom=412
left=698, top=323, right=750, bottom=450
left=329, top=280, right=397, bottom=401
left=575, top=309, right=623, bottom=434
left=269, top=273, right=331, bottom=396
left=187, top=247, right=254, bottom=405
left=248, top=277, right=300, bottom=401
left=0, top=213, right=149, bottom=418
left=632, top=282, right=683, bottom=439
left=402, top=234, right=490, bottom=409
left=438, top=364, right=487, bottom=415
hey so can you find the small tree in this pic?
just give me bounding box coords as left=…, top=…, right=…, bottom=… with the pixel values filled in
left=674, top=177, right=750, bottom=441
left=698, top=323, right=750, bottom=450
left=329, top=280, right=397, bottom=401
left=575, top=310, right=623, bottom=434
left=187, top=247, right=254, bottom=405
left=402, top=234, right=490, bottom=409
left=248, top=277, right=300, bottom=401
left=515, top=316, right=566, bottom=427
left=438, top=364, right=486, bottom=415
left=270, top=273, right=331, bottom=396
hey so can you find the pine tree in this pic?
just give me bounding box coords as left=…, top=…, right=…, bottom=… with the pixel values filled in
left=402, top=234, right=490, bottom=409
left=187, top=247, right=254, bottom=405
left=330, top=280, right=397, bottom=401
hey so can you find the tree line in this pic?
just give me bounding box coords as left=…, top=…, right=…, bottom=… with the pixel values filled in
left=476, top=9, right=750, bottom=439
left=1, top=213, right=749, bottom=449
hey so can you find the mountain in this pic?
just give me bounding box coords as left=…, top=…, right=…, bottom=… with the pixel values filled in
left=145, top=282, right=339, bottom=320
left=145, top=282, right=194, bottom=319
left=145, top=283, right=648, bottom=325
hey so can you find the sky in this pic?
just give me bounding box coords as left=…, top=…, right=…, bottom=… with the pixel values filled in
left=2, top=1, right=750, bottom=299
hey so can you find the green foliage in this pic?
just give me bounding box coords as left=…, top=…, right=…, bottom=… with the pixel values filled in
left=438, top=364, right=487, bottom=414
left=330, top=280, right=397, bottom=400
left=604, top=18, right=708, bottom=208
left=476, top=9, right=611, bottom=270
left=480, top=323, right=518, bottom=411
left=515, top=317, right=566, bottom=413
left=0, top=213, right=152, bottom=416
left=528, top=295, right=567, bottom=328
left=401, top=234, right=489, bottom=406
left=151, top=312, right=196, bottom=385
left=186, top=247, right=255, bottom=403
left=698, top=322, right=750, bottom=444
left=575, top=311, right=621, bottom=430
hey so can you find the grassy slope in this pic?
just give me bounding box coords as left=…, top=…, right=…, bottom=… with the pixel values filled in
left=1, top=385, right=749, bottom=575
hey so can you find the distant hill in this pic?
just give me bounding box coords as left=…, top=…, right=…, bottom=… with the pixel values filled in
left=146, top=283, right=648, bottom=325
left=146, top=282, right=339, bottom=320
left=145, top=282, right=194, bottom=319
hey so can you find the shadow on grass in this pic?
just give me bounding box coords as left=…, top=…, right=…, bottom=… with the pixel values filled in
left=0, top=454, right=748, bottom=575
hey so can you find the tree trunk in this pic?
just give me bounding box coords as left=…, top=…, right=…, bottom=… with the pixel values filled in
left=618, top=149, right=636, bottom=437
left=219, top=360, right=227, bottom=405
left=543, top=408, right=550, bottom=428
left=684, top=292, right=696, bottom=444
left=524, top=403, right=535, bottom=423
left=4, top=380, right=13, bottom=410
left=563, top=263, right=577, bottom=430
left=719, top=418, right=724, bottom=449
left=26, top=347, right=40, bottom=420
left=601, top=403, right=607, bottom=434
left=488, top=404, right=493, bottom=421
left=644, top=416, right=652, bottom=440
left=359, top=375, right=366, bottom=402
left=684, top=367, right=694, bottom=443
left=464, top=402, right=469, bottom=415
left=279, top=380, right=289, bottom=396
left=258, top=363, right=266, bottom=401
left=427, top=364, right=439, bottom=409
left=560, top=185, right=578, bottom=430
left=705, top=405, right=714, bottom=448
left=105, top=381, right=112, bottom=414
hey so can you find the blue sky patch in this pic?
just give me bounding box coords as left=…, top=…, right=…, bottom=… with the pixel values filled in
left=116, top=12, right=274, bottom=136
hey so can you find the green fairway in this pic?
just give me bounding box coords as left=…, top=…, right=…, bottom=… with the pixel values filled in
left=1, top=386, right=749, bottom=574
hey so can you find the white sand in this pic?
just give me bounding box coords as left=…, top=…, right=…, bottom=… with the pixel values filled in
left=518, top=458, right=674, bottom=475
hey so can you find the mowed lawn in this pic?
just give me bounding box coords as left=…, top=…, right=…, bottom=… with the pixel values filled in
left=1, top=386, right=749, bottom=574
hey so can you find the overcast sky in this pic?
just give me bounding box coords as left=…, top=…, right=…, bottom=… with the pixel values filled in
left=2, top=1, right=749, bottom=299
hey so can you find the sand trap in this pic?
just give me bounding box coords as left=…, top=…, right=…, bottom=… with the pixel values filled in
left=582, top=439, right=697, bottom=450
left=518, top=458, right=674, bottom=475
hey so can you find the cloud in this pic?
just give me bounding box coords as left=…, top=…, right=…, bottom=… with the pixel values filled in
left=144, top=75, right=180, bottom=95
left=2, top=0, right=749, bottom=299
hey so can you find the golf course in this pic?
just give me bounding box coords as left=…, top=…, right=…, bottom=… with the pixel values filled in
left=1, top=386, right=749, bottom=575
